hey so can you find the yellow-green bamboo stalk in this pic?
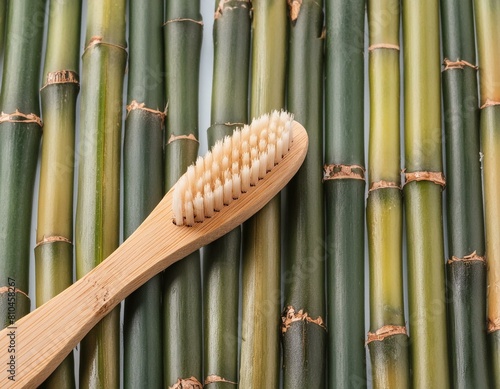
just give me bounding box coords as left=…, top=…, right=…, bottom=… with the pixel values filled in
left=366, top=1, right=409, bottom=387
left=474, top=1, right=500, bottom=385
left=75, top=1, right=127, bottom=387
left=402, top=1, right=449, bottom=387
left=36, top=1, right=81, bottom=387
left=162, top=1, right=203, bottom=387
left=240, top=0, right=287, bottom=387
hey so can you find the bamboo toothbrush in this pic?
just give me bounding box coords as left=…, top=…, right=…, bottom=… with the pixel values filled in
left=0, top=112, right=307, bottom=388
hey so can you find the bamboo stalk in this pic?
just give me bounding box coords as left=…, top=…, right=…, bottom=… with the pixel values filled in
left=366, top=1, right=409, bottom=388
left=123, top=0, right=164, bottom=388
left=239, top=0, right=287, bottom=387
left=162, top=1, right=203, bottom=387
left=75, top=1, right=127, bottom=387
left=203, top=1, right=251, bottom=387
left=324, top=0, right=366, bottom=386
left=402, top=1, right=449, bottom=387
left=35, top=0, right=81, bottom=387
left=474, top=1, right=500, bottom=385
left=282, top=0, right=326, bottom=388
left=0, top=0, right=6, bottom=59
left=0, top=0, right=46, bottom=329
left=440, top=0, right=489, bottom=387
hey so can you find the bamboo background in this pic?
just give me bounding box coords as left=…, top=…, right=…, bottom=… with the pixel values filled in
left=0, top=0, right=492, bottom=387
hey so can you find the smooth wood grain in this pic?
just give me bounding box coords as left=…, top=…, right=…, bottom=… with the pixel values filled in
left=0, top=121, right=308, bottom=389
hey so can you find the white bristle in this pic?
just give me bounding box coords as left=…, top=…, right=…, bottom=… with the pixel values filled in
left=232, top=173, right=241, bottom=198
left=267, top=144, right=275, bottom=170
left=213, top=179, right=224, bottom=211
left=259, top=152, right=268, bottom=178
left=193, top=192, right=204, bottom=222
left=241, top=165, right=251, bottom=192
left=223, top=178, right=233, bottom=205
left=250, top=159, right=260, bottom=185
left=172, top=110, right=294, bottom=225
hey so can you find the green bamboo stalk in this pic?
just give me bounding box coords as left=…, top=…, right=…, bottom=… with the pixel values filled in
left=203, top=1, right=250, bottom=387
left=324, top=0, right=366, bottom=386
left=239, top=1, right=287, bottom=387
left=282, top=1, right=325, bottom=388
left=440, top=0, right=489, bottom=387
left=162, top=1, right=203, bottom=387
left=75, top=1, right=127, bottom=387
left=123, top=0, right=164, bottom=388
left=366, top=1, right=409, bottom=388
left=35, top=0, right=81, bottom=387
left=0, top=0, right=7, bottom=59
left=0, top=0, right=46, bottom=329
left=402, top=1, right=449, bottom=387
left=474, top=1, right=500, bottom=385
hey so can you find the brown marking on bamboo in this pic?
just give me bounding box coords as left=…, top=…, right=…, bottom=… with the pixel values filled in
left=288, top=0, right=302, bottom=21
left=167, top=133, right=199, bottom=144
left=488, top=318, right=500, bottom=334
left=126, top=100, right=166, bottom=124
left=41, top=70, right=80, bottom=90
left=84, top=36, right=127, bottom=54
left=368, top=180, right=401, bottom=192
left=481, top=99, right=500, bottom=109
left=323, top=163, right=365, bottom=181
left=35, top=235, right=73, bottom=248
left=0, top=109, right=43, bottom=127
left=368, top=43, right=400, bottom=51
left=281, top=305, right=327, bottom=334
left=403, top=170, right=446, bottom=188
left=366, top=325, right=408, bottom=345
left=0, top=287, right=30, bottom=300
left=169, top=376, right=203, bottom=389
left=215, top=0, right=250, bottom=20
left=442, top=58, right=478, bottom=71
left=447, top=250, right=486, bottom=265
left=204, top=374, right=237, bottom=385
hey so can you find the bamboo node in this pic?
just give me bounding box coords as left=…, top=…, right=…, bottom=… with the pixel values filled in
left=169, top=376, right=203, bottom=389
left=368, top=43, right=400, bottom=51
left=481, top=99, right=500, bottom=109
left=168, top=133, right=199, bottom=144
left=0, top=286, right=30, bottom=300
left=204, top=375, right=237, bottom=386
left=488, top=318, right=500, bottom=334
left=368, top=180, right=400, bottom=192
left=281, top=305, right=327, bottom=333
left=442, top=58, right=478, bottom=71
left=41, top=70, right=79, bottom=90
left=287, top=0, right=302, bottom=21
left=35, top=235, right=73, bottom=248
left=126, top=100, right=166, bottom=124
left=163, top=18, right=204, bottom=26
left=215, top=0, right=250, bottom=19
left=403, top=170, right=446, bottom=189
left=0, top=109, right=43, bottom=127
left=84, top=35, right=127, bottom=54
left=366, top=325, right=407, bottom=345
left=447, top=250, right=486, bottom=265
left=323, top=164, right=365, bottom=182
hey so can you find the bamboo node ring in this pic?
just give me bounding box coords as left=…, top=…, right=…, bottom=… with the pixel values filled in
left=281, top=305, right=327, bottom=334
left=204, top=375, right=237, bottom=386
left=35, top=235, right=73, bottom=248
left=366, top=325, right=407, bottom=345
left=323, top=164, right=365, bottom=182
left=169, top=376, right=203, bottom=389
left=403, top=170, right=446, bottom=189
left=126, top=100, right=166, bottom=124
left=0, top=109, right=43, bottom=127
left=447, top=250, right=485, bottom=265
left=368, top=180, right=400, bottom=192
left=0, top=286, right=30, bottom=300
left=442, top=58, right=478, bottom=71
